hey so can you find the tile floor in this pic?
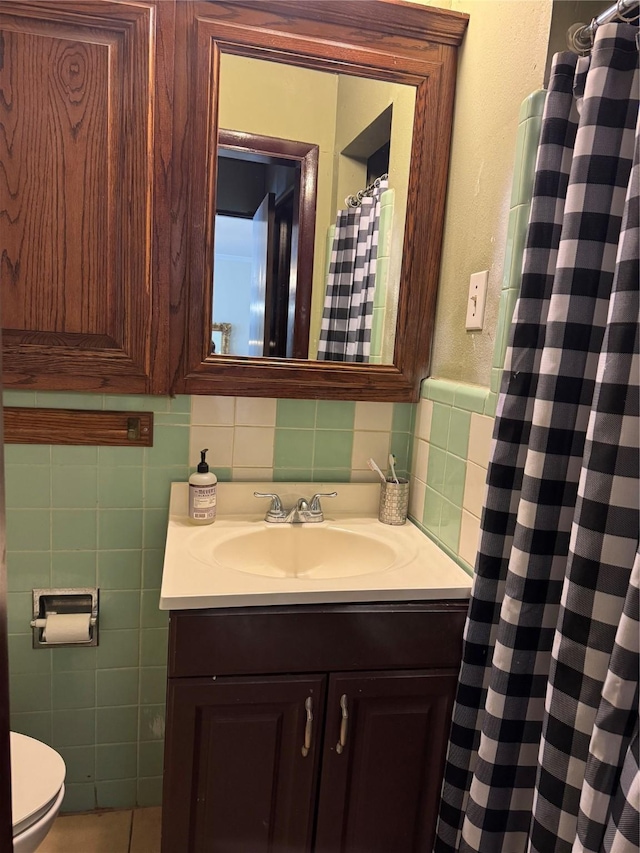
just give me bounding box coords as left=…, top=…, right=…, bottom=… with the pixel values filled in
left=39, top=806, right=161, bottom=853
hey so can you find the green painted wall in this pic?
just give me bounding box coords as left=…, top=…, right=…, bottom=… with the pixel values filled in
left=409, top=0, right=553, bottom=386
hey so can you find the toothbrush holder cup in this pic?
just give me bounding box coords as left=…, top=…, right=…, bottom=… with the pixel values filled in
left=378, top=478, right=410, bottom=525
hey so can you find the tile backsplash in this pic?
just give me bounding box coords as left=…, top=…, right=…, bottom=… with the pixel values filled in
left=190, top=396, right=414, bottom=483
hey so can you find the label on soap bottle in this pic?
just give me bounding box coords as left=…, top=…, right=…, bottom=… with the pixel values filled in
left=189, top=484, right=217, bottom=521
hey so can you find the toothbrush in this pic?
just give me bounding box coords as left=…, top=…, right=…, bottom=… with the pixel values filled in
left=367, top=458, right=387, bottom=484
left=389, top=453, right=399, bottom=484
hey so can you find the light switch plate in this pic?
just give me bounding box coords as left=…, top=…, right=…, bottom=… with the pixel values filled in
left=465, top=270, right=488, bottom=331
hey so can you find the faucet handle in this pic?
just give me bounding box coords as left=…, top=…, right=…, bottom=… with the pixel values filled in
left=309, top=491, right=337, bottom=512
left=253, top=492, right=284, bottom=514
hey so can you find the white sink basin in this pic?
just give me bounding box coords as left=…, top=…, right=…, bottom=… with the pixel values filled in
left=189, top=524, right=398, bottom=579
left=160, top=482, right=472, bottom=609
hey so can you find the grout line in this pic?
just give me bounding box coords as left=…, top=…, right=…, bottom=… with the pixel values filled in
left=48, top=444, right=54, bottom=728
left=128, top=808, right=135, bottom=853
left=230, top=397, right=237, bottom=468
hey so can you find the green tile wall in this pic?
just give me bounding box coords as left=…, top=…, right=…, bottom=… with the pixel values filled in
left=489, top=88, right=545, bottom=412
left=190, top=397, right=413, bottom=484
left=4, top=390, right=413, bottom=813
left=5, top=392, right=186, bottom=812
left=370, top=189, right=394, bottom=364
left=408, top=379, right=494, bottom=573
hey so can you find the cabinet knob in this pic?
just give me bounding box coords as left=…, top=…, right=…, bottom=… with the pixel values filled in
left=301, top=696, right=313, bottom=758
left=336, top=694, right=349, bottom=754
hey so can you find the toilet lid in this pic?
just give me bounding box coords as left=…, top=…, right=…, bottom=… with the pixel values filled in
left=11, top=732, right=66, bottom=837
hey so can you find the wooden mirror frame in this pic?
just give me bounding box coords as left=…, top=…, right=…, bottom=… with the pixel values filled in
left=170, top=0, right=469, bottom=402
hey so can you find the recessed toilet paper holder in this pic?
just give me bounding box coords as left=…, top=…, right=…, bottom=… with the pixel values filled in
left=31, top=588, right=99, bottom=649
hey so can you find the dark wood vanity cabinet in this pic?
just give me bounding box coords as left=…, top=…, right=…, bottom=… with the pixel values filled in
left=165, top=675, right=326, bottom=852
left=162, top=601, right=468, bottom=853
left=314, top=671, right=460, bottom=853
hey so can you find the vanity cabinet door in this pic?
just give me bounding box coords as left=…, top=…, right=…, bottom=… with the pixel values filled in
left=314, top=670, right=458, bottom=853
left=162, top=674, right=326, bottom=853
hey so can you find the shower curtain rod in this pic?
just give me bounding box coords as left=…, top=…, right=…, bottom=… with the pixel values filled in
left=345, top=173, right=389, bottom=209
left=567, top=0, right=639, bottom=52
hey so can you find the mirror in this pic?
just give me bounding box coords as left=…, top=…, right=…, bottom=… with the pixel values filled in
left=212, top=54, right=416, bottom=364
left=171, top=0, right=468, bottom=401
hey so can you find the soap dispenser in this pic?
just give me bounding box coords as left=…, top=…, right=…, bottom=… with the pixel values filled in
left=189, top=449, right=217, bottom=524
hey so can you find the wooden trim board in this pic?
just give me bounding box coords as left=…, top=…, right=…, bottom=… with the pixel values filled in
left=4, top=408, right=154, bottom=446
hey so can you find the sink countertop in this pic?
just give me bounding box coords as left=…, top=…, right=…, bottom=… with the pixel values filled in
left=160, top=482, right=472, bottom=610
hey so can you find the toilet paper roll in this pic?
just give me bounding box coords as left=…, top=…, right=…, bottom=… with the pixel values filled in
left=43, top=613, right=92, bottom=644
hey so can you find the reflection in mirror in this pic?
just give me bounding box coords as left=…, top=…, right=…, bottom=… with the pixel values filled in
left=211, top=53, right=416, bottom=364
left=211, top=322, right=231, bottom=355
left=213, top=133, right=316, bottom=359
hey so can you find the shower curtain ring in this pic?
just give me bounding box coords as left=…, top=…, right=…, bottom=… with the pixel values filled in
left=615, top=0, right=640, bottom=22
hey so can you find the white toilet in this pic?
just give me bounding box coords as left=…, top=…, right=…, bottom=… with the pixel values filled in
left=11, top=732, right=66, bottom=852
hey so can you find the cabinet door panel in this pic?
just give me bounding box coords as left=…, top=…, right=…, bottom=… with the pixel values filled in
left=0, top=1, right=172, bottom=393
left=162, top=675, right=325, bottom=853
left=314, top=670, right=458, bottom=853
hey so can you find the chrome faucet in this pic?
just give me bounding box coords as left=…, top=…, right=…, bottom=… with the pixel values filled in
left=254, top=491, right=337, bottom=523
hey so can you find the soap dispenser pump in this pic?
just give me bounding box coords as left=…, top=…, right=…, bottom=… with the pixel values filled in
left=188, top=448, right=217, bottom=525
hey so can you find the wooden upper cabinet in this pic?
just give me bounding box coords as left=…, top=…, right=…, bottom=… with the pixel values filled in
left=0, top=1, right=174, bottom=394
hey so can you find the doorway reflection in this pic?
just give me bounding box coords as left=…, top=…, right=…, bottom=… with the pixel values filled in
left=212, top=148, right=306, bottom=358
left=212, top=215, right=252, bottom=356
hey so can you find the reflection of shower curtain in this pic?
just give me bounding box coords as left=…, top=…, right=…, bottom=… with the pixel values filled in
left=436, top=24, right=639, bottom=853
left=317, top=178, right=387, bottom=362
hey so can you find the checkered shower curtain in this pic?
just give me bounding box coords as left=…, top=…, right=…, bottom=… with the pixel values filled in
left=435, top=24, right=639, bottom=853
left=317, top=179, right=387, bottom=361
